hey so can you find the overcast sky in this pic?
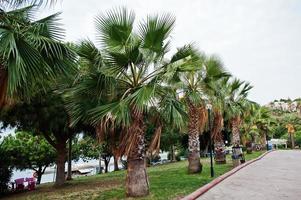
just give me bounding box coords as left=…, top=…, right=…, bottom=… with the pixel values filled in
left=38, top=0, right=301, bottom=105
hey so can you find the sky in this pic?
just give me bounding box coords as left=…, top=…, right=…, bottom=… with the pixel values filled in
left=38, top=0, right=301, bottom=105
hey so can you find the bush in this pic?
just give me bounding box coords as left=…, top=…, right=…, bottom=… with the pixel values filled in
left=295, top=131, right=301, bottom=147
left=0, top=144, right=13, bottom=195
left=177, top=148, right=188, bottom=158
left=167, top=147, right=187, bottom=161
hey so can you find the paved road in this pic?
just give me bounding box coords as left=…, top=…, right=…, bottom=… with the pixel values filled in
left=197, top=150, right=301, bottom=200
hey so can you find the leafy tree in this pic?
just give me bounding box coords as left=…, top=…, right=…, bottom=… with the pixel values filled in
left=78, top=135, right=114, bottom=173
left=2, top=132, right=56, bottom=184
left=0, top=140, right=13, bottom=195
left=157, top=126, right=183, bottom=162
left=0, top=91, right=81, bottom=186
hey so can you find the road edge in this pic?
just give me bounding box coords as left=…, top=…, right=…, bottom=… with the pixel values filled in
left=182, top=150, right=274, bottom=200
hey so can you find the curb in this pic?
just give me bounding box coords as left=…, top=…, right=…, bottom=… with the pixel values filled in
left=182, top=150, right=274, bottom=200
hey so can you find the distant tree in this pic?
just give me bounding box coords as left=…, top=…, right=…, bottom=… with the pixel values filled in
left=159, top=128, right=183, bottom=162
left=0, top=92, right=82, bottom=186
left=2, top=132, right=56, bottom=184
left=0, top=141, right=13, bottom=195
left=78, top=135, right=113, bottom=173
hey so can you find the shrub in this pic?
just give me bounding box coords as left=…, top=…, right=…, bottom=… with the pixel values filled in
left=0, top=144, right=13, bottom=195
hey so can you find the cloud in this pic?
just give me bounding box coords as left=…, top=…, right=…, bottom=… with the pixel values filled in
left=41, top=0, right=301, bottom=104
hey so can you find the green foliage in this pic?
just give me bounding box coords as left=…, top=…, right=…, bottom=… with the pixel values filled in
left=0, top=5, right=76, bottom=101
left=3, top=151, right=265, bottom=200
left=0, top=92, right=73, bottom=144
left=2, top=131, right=56, bottom=171
left=294, top=131, right=301, bottom=146
left=67, top=8, right=194, bottom=130
left=78, top=135, right=102, bottom=161
left=0, top=141, right=13, bottom=194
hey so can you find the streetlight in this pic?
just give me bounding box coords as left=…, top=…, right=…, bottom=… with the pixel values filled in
left=266, top=134, right=269, bottom=151
left=206, top=103, right=214, bottom=178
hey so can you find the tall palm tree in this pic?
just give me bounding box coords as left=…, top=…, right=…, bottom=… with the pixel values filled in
left=168, top=47, right=229, bottom=173
left=209, top=78, right=229, bottom=164
left=254, top=107, right=275, bottom=148
left=0, top=0, right=55, bottom=7
left=66, top=8, right=190, bottom=197
left=0, top=5, right=76, bottom=108
left=224, top=78, right=253, bottom=146
left=240, top=102, right=259, bottom=147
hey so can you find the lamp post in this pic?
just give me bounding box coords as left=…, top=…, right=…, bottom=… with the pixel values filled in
left=266, top=133, right=269, bottom=151
left=207, top=103, right=214, bottom=178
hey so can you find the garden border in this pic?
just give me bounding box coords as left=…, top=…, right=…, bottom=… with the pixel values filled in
left=182, top=150, right=274, bottom=200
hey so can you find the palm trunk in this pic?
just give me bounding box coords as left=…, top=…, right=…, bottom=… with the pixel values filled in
left=231, top=117, right=241, bottom=145
left=290, top=134, right=295, bottom=148
left=214, top=141, right=226, bottom=164
left=0, top=65, right=8, bottom=108
left=170, top=145, right=176, bottom=162
left=212, top=110, right=226, bottom=164
left=55, top=143, right=66, bottom=186
left=187, top=103, right=202, bottom=173
left=126, top=110, right=149, bottom=197
left=66, top=137, right=72, bottom=180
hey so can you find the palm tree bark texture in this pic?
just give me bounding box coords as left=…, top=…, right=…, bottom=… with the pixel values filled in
left=231, top=116, right=241, bottom=145
left=212, top=110, right=226, bottom=164
left=187, top=102, right=202, bottom=173
left=0, top=65, right=8, bottom=107
left=125, top=110, right=149, bottom=197
left=55, top=142, right=67, bottom=186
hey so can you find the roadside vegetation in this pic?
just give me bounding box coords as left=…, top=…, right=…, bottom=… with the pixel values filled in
left=3, top=151, right=264, bottom=200
left=0, top=0, right=299, bottom=199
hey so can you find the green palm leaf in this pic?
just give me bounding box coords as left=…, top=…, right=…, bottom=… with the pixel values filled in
left=95, top=7, right=135, bottom=49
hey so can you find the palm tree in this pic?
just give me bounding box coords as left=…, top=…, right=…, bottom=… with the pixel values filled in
left=224, top=78, right=253, bottom=146
left=0, top=0, right=55, bottom=7
left=254, top=107, right=274, bottom=149
left=209, top=78, right=228, bottom=164
left=168, top=48, right=229, bottom=173
left=66, top=8, right=190, bottom=197
left=0, top=5, right=76, bottom=108
left=240, top=102, right=259, bottom=148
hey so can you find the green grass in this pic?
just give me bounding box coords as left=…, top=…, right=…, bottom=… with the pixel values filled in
left=3, top=151, right=265, bottom=200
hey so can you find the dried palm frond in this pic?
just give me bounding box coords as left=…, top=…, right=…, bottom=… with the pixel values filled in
left=147, top=125, right=162, bottom=156
left=0, top=67, right=8, bottom=108
left=211, top=109, right=224, bottom=142
left=117, top=110, right=146, bottom=158
left=198, top=105, right=208, bottom=133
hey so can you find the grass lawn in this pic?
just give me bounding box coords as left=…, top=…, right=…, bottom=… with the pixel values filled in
left=3, top=151, right=265, bottom=200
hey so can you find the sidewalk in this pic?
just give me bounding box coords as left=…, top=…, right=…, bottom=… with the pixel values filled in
left=197, top=150, right=301, bottom=200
